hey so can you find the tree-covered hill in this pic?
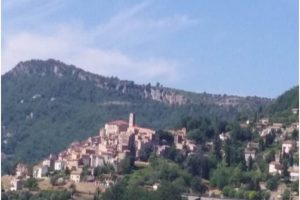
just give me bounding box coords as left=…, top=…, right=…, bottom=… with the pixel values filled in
left=1, top=59, right=270, bottom=173
left=264, top=86, right=299, bottom=123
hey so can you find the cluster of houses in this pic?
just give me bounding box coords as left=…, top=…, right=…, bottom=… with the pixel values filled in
left=31, top=113, right=156, bottom=182
left=10, top=164, right=28, bottom=191
left=268, top=138, right=299, bottom=182
left=9, top=110, right=299, bottom=192
left=11, top=113, right=197, bottom=191
left=156, top=128, right=197, bottom=156
left=239, top=109, right=299, bottom=182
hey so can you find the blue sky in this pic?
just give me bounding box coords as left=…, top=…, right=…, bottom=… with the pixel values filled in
left=2, top=0, right=299, bottom=98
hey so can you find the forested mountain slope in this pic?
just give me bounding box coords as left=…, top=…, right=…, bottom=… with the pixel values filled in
left=2, top=59, right=271, bottom=173
left=264, top=86, right=299, bottom=123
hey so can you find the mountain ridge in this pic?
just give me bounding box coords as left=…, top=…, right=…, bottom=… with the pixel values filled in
left=1, top=58, right=273, bottom=173
left=4, top=58, right=271, bottom=107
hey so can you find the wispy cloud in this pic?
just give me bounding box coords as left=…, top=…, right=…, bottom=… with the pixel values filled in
left=92, top=2, right=198, bottom=48
left=2, top=1, right=197, bottom=85
left=3, top=0, right=65, bottom=33
left=2, top=27, right=181, bottom=84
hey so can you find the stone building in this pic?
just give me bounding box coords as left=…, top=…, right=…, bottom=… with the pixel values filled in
left=10, top=178, right=22, bottom=191
left=70, top=170, right=81, bottom=183
left=15, top=163, right=29, bottom=178
left=269, top=161, right=282, bottom=175
left=282, top=140, right=296, bottom=154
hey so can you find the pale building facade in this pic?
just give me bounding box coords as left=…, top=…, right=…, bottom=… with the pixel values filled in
left=54, top=160, right=65, bottom=171
left=289, top=166, right=299, bottom=182
left=269, top=161, right=282, bottom=175
left=282, top=140, right=296, bottom=154
left=10, top=178, right=22, bottom=191
left=70, top=170, right=81, bottom=183
left=33, top=165, right=48, bottom=178
left=15, top=163, right=28, bottom=178
left=244, top=148, right=256, bottom=162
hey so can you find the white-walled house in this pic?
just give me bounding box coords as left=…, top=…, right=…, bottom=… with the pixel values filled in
left=70, top=170, right=81, bottom=183
left=282, top=140, right=296, bottom=154
left=54, top=160, right=65, bottom=171
left=219, top=132, right=230, bottom=141
left=33, top=165, right=48, bottom=178
left=244, top=148, right=256, bottom=162
left=10, top=178, right=22, bottom=191
left=288, top=166, right=299, bottom=182
left=269, top=161, right=282, bottom=175
left=15, top=163, right=28, bottom=178
left=260, top=118, right=270, bottom=126
left=90, top=155, right=105, bottom=168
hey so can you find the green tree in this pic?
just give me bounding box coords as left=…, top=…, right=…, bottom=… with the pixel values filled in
left=69, top=183, right=76, bottom=197
left=23, top=177, right=38, bottom=190
left=248, top=156, right=254, bottom=171
left=230, top=166, right=242, bottom=186
left=259, top=190, right=270, bottom=200
left=183, top=150, right=203, bottom=176
left=288, top=152, right=294, bottom=166
left=156, top=182, right=181, bottom=200
left=93, top=187, right=101, bottom=200
left=101, top=181, right=126, bottom=200
left=282, top=160, right=289, bottom=178
left=118, top=156, right=132, bottom=174
left=258, top=138, right=265, bottom=151
left=65, top=167, right=70, bottom=175
left=213, top=135, right=222, bottom=161
left=191, top=177, right=205, bottom=193
left=224, top=140, right=231, bottom=166
left=248, top=191, right=258, bottom=200
left=50, top=175, right=58, bottom=186
left=266, top=176, right=279, bottom=191
left=265, top=149, right=275, bottom=163
left=292, top=129, right=298, bottom=140
left=291, top=181, right=299, bottom=194
left=282, top=189, right=291, bottom=200
left=157, top=130, right=174, bottom=145
left=210, top=164, right=231, bottom=189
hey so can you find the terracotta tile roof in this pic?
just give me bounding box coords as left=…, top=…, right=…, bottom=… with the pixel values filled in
left=133, top=126, right=155, bottom=133
left=107, top=120, right=129, bottom=131
left=108, top=120, right=128, bottom=126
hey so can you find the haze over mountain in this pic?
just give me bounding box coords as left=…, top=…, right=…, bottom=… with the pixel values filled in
left=0, top=58, right=283, bottom=173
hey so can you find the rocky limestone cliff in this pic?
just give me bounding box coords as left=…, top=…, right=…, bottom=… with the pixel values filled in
left=7, top=59, right=188, bottom=105
left=5, top=59, right=271, bottom=107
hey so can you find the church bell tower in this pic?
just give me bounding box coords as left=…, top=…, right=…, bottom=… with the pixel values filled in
left=129, top=113, right=135, bottom=127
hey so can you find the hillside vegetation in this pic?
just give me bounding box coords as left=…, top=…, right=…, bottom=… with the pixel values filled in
left=2, top=59, right=270, bottom=173
left=264, top=86, right=299, bottom=123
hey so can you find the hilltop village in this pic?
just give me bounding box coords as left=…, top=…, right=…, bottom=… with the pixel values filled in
left=10, top=113, right=197, bottom=184
left=5, top=110, right=299, bottom=200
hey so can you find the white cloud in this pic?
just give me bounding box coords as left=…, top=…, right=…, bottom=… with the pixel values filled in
left=2, top=27, right=181, bottom=84
left=92, top=3, right=198, bottom=48
left=2, top=1, right=197, bottom=84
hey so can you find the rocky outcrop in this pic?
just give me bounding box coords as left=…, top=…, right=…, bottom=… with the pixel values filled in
left=6, top=59, right=270, bottom=107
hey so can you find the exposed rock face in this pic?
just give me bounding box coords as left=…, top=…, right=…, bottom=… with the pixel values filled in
left=147, top=88, right=187, bottom=105
left=7, top=59, right=270, bottom=107
left=8, top=59, right=188, bottom=105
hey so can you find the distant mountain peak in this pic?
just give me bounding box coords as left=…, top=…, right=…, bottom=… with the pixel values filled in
left=9, top=59, right=79, bottom=77
left=5, top=59, right=189, bottom=105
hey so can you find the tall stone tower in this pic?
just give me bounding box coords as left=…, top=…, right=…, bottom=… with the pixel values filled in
left=129, top=113, right=135, bottom=127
